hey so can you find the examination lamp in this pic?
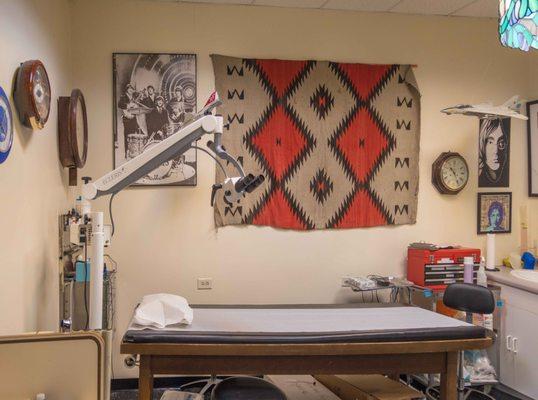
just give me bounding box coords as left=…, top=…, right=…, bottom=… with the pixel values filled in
left=80, top=92, right=264, bottom=329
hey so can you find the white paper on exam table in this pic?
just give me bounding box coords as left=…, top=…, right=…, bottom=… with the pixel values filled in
left=132, top=293, right=193, bottom=329
left=128, top=306, right=472, bottom=332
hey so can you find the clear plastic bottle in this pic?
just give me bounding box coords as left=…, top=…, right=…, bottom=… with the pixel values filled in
left=478, top=257, right=494, bottom=330
left=477, top=256, right=487, bottom=287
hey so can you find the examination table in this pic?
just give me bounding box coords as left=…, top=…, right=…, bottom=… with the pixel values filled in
left=121, top=304, right=492, bottom=400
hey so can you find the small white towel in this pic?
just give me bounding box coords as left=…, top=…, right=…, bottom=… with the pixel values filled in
left=133, top=293, right=193, bottom=329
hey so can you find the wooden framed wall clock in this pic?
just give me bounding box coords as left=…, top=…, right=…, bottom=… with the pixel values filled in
left=432, top=152, right=469, bottom=194
left=58, top=89, right=88, bottom=186
left=13, top=60, right=51, bottom=130
left=0, top=87, right=14, bottom=164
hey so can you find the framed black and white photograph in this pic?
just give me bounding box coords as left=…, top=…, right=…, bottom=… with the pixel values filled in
left=527, top=100, right=538, bottom=196
left=477, top=192, right=512, bottom=234
left=478, top=117, right=510, bottom=188
left=113, top=53, right=197, bottom=186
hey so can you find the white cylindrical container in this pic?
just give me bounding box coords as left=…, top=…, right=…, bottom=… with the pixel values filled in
left=89, top=211, right=104, bottom=330
left=486, top=233, right=496, bottom=271
left=464, top=256, right=474, bottom=283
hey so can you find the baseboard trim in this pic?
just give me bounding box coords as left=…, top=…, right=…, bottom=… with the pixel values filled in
left=111, top=376, right=207, bottom=390
left=111, top=375, right=264, bottom=391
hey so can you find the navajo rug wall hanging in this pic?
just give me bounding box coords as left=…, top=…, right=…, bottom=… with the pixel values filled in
left=212, top=55, right=420, bottom=230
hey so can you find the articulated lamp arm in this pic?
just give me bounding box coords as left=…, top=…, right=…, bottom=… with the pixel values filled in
left=82, top=92, right=264, bottom=203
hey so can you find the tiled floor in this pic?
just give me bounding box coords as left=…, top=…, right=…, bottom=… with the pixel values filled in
left=111, top=381, right=525, bottom=400
left=111, top=388, right=166, bottom=400
left=112, top=383, right=212, bottom=400
left=112, top=388, right=211, bottom=400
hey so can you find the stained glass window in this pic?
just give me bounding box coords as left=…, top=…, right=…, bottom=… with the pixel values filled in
left=499, top=0, right=538, bottom=51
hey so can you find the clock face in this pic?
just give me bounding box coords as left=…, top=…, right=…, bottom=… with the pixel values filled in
left=32, top=64, right=51, bottom=122
left=441, top=155, right=469, bottom=191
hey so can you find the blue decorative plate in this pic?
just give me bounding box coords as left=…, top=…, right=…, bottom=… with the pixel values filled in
left=0, top=86, right=13, bottom=164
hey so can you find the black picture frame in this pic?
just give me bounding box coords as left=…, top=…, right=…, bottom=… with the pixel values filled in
left=112, top=52, right=197, bottom=187
left=478, top=117, right=510, bottom=188
left=477, top=192, right=512, bottom=234
left=527, top=100, right=538, bottom=196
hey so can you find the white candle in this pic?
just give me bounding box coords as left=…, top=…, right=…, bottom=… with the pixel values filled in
left=520, top=205, right=528, bottom=252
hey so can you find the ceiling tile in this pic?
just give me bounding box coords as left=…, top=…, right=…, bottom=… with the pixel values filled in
left=253, top=0, right=326, bottom=8
left=390, top=0, right=477, bottom=16
left=322, top=0, right=400, bottom=12
left=451, top=0, right=499, bottom=18
left=134, top=0, right=501, bottom=18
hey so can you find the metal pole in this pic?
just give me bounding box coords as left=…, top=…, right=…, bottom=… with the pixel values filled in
left=89, top=211, right=104, bottom=330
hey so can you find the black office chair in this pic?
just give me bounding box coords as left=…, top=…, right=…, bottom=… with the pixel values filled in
left=443, top=283, right=495, bottom=322
left=211, top=377, right=287, bottom=400
left=442, top=283, right=496, bottom=400
left=179, top=376, right=287, bottom=400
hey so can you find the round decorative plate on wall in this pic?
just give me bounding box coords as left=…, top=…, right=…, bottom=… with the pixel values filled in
left=432, top=151, right=469, bottom=195
left=0, top=87, right=14, bottom=164
left=58, top=89, right=88, bottom=186
left=13, top=60, right=51, bottom=130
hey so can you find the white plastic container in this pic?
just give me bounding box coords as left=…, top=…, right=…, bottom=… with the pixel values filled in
left=486, top=233, right=496, bottom=270
left=484, top=314, right=493, bottom=331
left=463, top=256, right=474, bottom=284
left=477, top=257, right=487, bottom=287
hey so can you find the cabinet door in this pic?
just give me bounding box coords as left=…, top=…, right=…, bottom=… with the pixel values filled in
left=499, top=303, right=516, bottom=388
left=512, top=306, right=538, bottom=399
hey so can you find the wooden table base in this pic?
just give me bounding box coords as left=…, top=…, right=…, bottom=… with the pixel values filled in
left=122, top=336, right=491, bottom=400
left=136, top=351, right=459, bottom=400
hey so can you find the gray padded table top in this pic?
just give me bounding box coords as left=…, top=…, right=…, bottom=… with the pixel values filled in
left=123, top=304, right=486, bottom=344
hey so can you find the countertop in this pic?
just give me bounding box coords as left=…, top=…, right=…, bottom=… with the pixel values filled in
left=486, top=266, right=538, bottom=295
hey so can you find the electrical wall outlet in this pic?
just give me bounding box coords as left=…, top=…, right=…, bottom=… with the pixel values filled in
left=197, top=278, right=212, bottom=290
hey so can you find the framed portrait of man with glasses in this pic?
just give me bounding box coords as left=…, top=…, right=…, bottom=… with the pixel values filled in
left=478, top=118, right=510, bottom=188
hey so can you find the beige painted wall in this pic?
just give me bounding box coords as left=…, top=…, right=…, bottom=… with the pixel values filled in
left=1, top=0, right=537, bottom=383
left=529, top=53, right=538, bottom=98
left=68, top=0, right=537, bottom=377
left=0, top=0, right=72, bottom=335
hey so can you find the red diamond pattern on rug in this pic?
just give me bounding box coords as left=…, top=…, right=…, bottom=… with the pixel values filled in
left=335, top=189, right=387, bottom=228
left=337, top=63, right=392, bottom=100
left=335, top=107, right=389, bottom=182
left=256, top=59, right=308, bottom=98
left=253, top=188, right=306, bottom=229
left=250, top=104, right=308, bottom=181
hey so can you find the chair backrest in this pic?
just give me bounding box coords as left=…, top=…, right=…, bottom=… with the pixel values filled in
left=443, top=283, right=495, bottom=314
